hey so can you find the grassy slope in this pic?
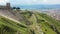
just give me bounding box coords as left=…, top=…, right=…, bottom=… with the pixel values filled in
left=20, top=11, right=60, bottom=34
left=34, top=13, right=60, bottom=34
left=0, top=16, right=30, bottom=34
left=0, top=11, right=60, bottom=34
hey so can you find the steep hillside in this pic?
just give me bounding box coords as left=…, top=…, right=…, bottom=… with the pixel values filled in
left=0, top=16, right=30, bottom=34
left=0, top=10, right=60, bottom=34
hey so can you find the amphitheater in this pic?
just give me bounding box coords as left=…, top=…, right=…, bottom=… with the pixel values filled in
left=0, top=3, right=24, bottom=22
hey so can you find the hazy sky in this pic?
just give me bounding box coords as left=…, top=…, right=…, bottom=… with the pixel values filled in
left=0, top=0, right=60, bottom=5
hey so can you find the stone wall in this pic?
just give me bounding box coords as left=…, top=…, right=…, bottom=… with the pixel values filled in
left=0, top=3, right=11, bottom=10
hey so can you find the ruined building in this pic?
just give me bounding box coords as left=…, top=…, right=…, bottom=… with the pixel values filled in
left=0, top=3, right=11, bottom=10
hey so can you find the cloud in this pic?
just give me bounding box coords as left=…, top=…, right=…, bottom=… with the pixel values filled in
left=0, top=0, right=10, bottom=5
left=0, top=0, right=60, bottom=5
left=42, top=0, right=60, bottom=4
left=10, top=0, right=60, bottom=5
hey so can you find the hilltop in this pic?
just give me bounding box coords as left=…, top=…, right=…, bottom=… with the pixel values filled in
left=0, top=10, right=60, bottom=34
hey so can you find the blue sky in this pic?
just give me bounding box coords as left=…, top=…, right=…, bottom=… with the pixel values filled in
left=0, top=0, right=60, bottom=5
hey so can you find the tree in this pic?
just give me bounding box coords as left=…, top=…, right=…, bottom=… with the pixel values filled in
left=12, top=7, right=16, bottom=9
left=16, top=7, right=20, bottom=11
left=16, top=7, right=20, bottom=9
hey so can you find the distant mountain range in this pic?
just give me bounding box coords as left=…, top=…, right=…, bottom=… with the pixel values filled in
left=13, top=5, right=60, bottom=9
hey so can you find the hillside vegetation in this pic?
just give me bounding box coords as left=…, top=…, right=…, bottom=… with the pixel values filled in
left=0, top=10, right=60, bottom=34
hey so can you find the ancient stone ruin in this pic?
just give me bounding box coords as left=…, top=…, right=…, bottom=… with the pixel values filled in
left=0, top=3, right=11, bottom=10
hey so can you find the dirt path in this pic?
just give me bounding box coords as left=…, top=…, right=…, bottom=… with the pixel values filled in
left=29, top=14, right=43, bottom=34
